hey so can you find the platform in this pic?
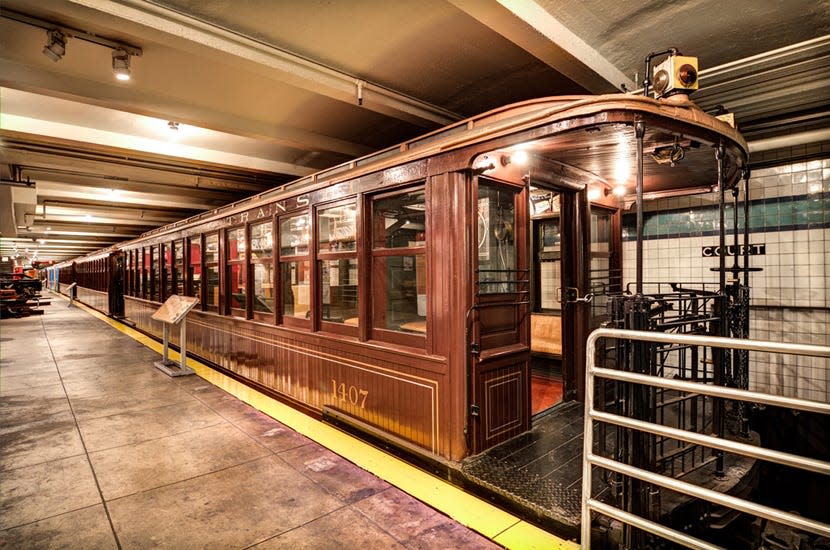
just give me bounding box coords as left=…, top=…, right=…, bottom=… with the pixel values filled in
left=0, top=295, right=574, bottom=549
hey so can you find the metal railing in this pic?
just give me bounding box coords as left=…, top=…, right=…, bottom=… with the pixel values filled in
left=581, top=328, right=830, bottom=549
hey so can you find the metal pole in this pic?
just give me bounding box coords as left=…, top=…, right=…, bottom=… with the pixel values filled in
left=732, top=186, right=740, bottom=278
left=743, top=168, right=751, bottom=288
left=714, top=143, right=726, bottom=475
left=180, top=317, right=187, bottom=371
left=591, top=410, right=830, bottom=476
left=162, top=322, right=169, bottom=363
left=587, top=499, right=723, bottom=550
left=717, top=144, right=726, bottom=295
left=581, top=333, right=598, bottom=548
left=635, top=120, right=645, bottom=296
left=590, top=454, right=830, bottom=539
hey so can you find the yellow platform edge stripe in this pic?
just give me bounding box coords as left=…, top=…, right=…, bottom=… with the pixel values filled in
left=62, top=295, right=577, bottom=550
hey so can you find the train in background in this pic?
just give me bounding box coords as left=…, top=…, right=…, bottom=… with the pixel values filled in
left=49, top=54, right=769, bottom=546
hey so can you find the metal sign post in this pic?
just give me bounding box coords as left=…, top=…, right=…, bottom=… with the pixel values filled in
left=66, top=282, right=77, bottom=307
left=151, top=295, right=199, bottom=377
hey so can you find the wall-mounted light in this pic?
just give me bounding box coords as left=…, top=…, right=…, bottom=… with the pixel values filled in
left=612, top=185, right=627, bottom=198
left=112, top=48, right=131, bottom=81
left=500, top=150, right=529, bottom=167
left=587, top=187, right=602, bottom=201
left=42, top=29, right=66, bottom=62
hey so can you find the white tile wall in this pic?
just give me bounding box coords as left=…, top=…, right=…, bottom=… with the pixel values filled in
left=622, top=159, right=830, bottom=402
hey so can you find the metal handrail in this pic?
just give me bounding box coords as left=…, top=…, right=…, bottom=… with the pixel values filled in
left=581, top=327, right=830, bottom=548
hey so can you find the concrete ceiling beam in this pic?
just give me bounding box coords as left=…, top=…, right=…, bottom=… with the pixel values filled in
left=449, top=0, right=634, bottom=94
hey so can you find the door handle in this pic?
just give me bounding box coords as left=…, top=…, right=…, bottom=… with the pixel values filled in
left=558, top=287, right=594, bottom=304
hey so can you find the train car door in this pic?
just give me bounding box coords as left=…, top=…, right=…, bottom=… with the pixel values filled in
left=528, top=185, right=596, bottom=412
left=108, top=252, right=125, bottom=318
left=529, top=187, right=568, bottom=415
left=468, top=177, right=531, bottom=453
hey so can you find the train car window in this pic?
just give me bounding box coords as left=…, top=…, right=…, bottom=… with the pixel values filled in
left=279, top=214, right=309, bottom=256
left=126, top=250, right=133, bottom=297
left=204, top=233, right=220, bottom=312
left=174, top=240, right=184, bottom=296
left=280, top=260, right=310, bottom=320
left=477, top=181, right=517, bottom=294
left=317, top=202, right=358, bottom=330
left=318, top=203, right=356, bottom=251
left=589, top=209, right=616, bottom=330
left=188, top=236, right=202, bottom=303
left=227, top=227, right=246, bottom=262
left=204, top=233, right=219, bottom=263
left=133, top=249, right=139, bottom=297
left=250, top=220, right=274, bottom=320
left=226, top=226, right=247, bottom=317
left=163, top=243, right=173, bottom=300
left=143, top=247, right=151, bottom=300
left=370, top=186, right=427, bottom=342
left=137, top=249, right=144, bottom=298
left=152, top=245, right=161, bottom=301
left=536, top=218, right=561, bottom=311
left=279, top=214, right=311, bottom=325
left=133, top=252, right=137, bottom=296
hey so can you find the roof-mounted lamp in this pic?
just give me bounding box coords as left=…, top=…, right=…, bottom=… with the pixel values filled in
left=651, top=53, right=698, bottom=99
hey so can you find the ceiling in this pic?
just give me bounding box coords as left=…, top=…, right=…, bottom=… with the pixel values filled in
left=1, top=0, right=829, bottom=263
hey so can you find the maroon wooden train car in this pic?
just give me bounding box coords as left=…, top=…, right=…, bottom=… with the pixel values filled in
left=51, top=94, right=747, bottom=462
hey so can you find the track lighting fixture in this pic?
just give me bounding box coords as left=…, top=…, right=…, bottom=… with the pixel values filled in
left=4, top=9, right=143, bottom=79
left=42, top=29, right=66, bottom=62
left=112, top=48, right=131, bottom=81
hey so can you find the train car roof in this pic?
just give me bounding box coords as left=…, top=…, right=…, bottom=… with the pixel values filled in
left=112, top=93, right=748, bottom=249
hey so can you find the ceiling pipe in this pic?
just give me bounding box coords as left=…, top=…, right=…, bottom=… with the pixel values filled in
left=630, top=35, right=830, bottom=95
left=67, top=0, right=461, bottom=127
left=748, top=127, right=830, bottom=152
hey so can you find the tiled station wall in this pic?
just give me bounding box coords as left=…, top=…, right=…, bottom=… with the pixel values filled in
left=621, top=155, right=830, bottom=402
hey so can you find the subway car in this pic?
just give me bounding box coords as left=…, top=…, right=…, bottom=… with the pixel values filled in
left=50, top=92, right=747, bottom=463
left=50, top=87, right=765, bottom=545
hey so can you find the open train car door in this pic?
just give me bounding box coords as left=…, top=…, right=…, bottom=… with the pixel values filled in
left=468, top=176, right=531, bottom=453
left=528, top=186, right=575, bottom=415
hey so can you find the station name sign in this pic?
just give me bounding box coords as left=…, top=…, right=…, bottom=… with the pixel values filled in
left=701, top=244, right=765, bottom=257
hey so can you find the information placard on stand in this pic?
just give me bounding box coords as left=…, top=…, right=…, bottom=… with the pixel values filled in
left=66, top=283, right=77, bottom=307
left=151, top=295, right=199, bottom=377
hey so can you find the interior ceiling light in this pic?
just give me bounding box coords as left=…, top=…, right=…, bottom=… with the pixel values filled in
left=612, top=185, right=627, bottom=197
left=112, top=48, right=131, bottom=81
left=42, top=29, right=66, bottom=62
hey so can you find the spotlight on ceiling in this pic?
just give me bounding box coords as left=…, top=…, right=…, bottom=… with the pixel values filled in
left=42, top=29, right=66, bottom=62
left=112, top=48, right=131, bottom=81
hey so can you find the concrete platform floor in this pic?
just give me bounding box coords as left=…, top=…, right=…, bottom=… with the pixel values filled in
left=0, top=300, right=502, bottom=549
